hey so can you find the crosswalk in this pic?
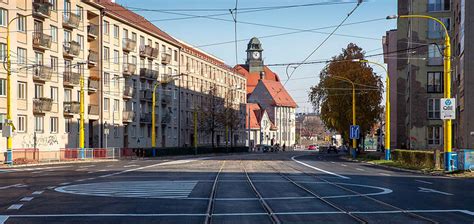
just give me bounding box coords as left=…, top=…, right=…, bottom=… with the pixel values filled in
left=55, top=181, right=198, bottom=199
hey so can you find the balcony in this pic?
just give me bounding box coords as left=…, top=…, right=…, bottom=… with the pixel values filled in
left=88, top=50, right=98, bottom=67
left=63, top=101, right=80, bottom=115
left=33, top=98, right=53, bottom=114
left=63, top=71, right=80, bottom=87
left=139, top=45, right=153, bottom=58
left=33, top=32, right=52, bottom=50
left=161, top=92, right=172, bottom=105
left=150, top=48, right=159, bottom=59
left=140, top=113, right=152, bottom=123
left=63, top=12, right=80, bottom=29
left=123, top=63, right=137, bottom=76
left=139, top=90, right=153, bottom=101
left=32, top=0, right=51, bottom=19
left=122, top=38, right=136, bottom=52
left=88, top=77, right=99, bottom=93
left=87, top=24, right=99, bottom=40
left=139, top=68, right=159, bottom=80
left=161, top=112, right=171, bottom=125
left=123, top=111, right=135, bottom=123
left=123, top=85, right=134, bottom=99
left=161, top=52, right=172, bottom=65
left=33, top=65, right=53, bottom=82
left=88, top=104, right=99, bottom=116
left=63, top=41, right=81, bottom=58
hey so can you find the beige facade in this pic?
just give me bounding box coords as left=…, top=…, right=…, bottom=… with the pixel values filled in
left=0, top=0, right=246, bottom=156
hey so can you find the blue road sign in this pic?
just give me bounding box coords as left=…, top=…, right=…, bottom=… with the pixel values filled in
left=350, top=125, right=360, bottom=140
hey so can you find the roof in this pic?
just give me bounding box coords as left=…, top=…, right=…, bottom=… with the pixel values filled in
left=234, top=65, right=280, bottom=94
left=246, top=103, right=261, bottom=129
left=258, top=80, right=298, bottom=108
left=96, top=0, right=179, bottom=46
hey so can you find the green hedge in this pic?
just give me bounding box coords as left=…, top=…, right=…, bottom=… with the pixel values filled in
left=391, top=149, right=443, bottom=169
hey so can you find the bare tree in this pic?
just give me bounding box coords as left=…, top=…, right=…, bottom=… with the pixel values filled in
left=198, top=85, right=224, bottom=148
left=218, top=89, right=244, bottom=148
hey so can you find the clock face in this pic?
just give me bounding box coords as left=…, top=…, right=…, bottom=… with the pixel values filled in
left=252, top=51, right=260, bottom=59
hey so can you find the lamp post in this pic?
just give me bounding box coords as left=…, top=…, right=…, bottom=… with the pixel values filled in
left=353, top=59, right=390, bottom=160
left=388, top=14, right=453, bottom=171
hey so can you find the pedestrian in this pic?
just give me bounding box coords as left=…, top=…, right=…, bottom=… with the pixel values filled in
left=283, top=143, right=286, bottom=151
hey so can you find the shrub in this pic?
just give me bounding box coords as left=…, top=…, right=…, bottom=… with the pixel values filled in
left=392, top=149, right=437, bottom=169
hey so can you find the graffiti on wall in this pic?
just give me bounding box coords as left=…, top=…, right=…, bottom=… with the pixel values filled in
left=20, top=134, right=60, bottom=148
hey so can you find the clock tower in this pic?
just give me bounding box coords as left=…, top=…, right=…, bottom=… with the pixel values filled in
left=246, top=37, right=264, bottom=73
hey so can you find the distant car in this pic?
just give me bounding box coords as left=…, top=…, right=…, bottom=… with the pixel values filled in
left=256, top=144, right=272, bottom=152
left=307, top=145, right=318, bottom=150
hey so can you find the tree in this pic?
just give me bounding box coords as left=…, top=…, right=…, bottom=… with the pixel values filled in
left=308, top=43, right=383, bottom=145
left=198, top=85, right=224, bottom=148
left=218, top=89, right=245, bottom=148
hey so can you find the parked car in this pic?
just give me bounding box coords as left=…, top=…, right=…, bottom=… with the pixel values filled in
left=256, top=144, right=272, bottom=152
left=307, top=145, right=318, bottom=151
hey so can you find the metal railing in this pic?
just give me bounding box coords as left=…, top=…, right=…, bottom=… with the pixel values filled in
left=122, top=38, right=136, bottom=52
left=87, top=24, right=99, bottom=38
left=32, top=0, right=51, bottom=18
left=33, top=32, right=52, bottom=49
left=64, top=101, right=80, bottom=114
left=123, top=63, right=137, bottom=75
left=33, top=65, right=53, bottom=82
left=139, top=68, right=159, bottom=80
left=88, top=77, right=99, bottom=91
left=161, top=52, right=172, bottom=64
left=63, top=12, right=80, bottom=29
left=63, top=41, right=81, bottom=57
left=88, top=104, right=99, bottom=115
left=88, top=50, right=98, bottom=65
left=33, top=98, right=53, bottom=113
left=63, top=71, right=80, bottom=86
left=123, top=111, right=135, bottom=122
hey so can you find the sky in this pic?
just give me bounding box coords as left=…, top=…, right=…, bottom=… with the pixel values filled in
left=116, top=0, right=398, bottom=113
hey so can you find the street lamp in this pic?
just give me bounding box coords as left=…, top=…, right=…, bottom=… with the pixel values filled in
left=388, top=14, right=453, bottom=171
left=353, top=59, right=390, bottom=160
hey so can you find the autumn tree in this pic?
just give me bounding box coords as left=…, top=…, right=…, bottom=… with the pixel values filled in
left=308, top=43, right=383, bottom=146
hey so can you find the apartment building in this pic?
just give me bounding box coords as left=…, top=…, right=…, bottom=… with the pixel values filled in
left=0, top=0, right=246, bottom=155
left=395, top=0, right=453, bottom=149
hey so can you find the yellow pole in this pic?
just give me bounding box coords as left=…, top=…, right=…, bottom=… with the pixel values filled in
left=5, top=20, right=13, bottom=164
left=352, top=83, right=356, bottom=150
left=79, top=70, right=84, bottom=158
left=151, top=82, right=160, bottom=147
left=396, top=15, right=452, bottom=171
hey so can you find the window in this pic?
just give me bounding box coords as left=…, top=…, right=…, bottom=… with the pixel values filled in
left=51, top=56, right=58, bottom=72
left=103, top=20, right=109, bottom=35
left=50, top=117, right=58, bottom=133
left=18, top=82, right=26, bottom=99
left=0, top=43, right=6, bottom=62
left=77, top=90, right=80, bottom=102
left=114, top=99, right=119, bottom=112
left=114, top=125, right=119, bottom=138
left=428, top=18, right=450, bottom=39
left=174, top=50, right=178, bottom=61
left=17, top=14, right=26, bottom=32
left=113, top=75, right=119, bottom=88
left=34, top=51, right=43, bottom=65
left=428, top=0, right=450, bottom=12
left=428, top=126, right=442, bottom=145
left=50, top=87, right=58, bottom=103
left=76, top=6, right=83, bottom=21
left=131, top=125, right=136, bottom=137
left=104, top=73, right=110, bottom=86
left=114, top=50, right=119, bottom=64
left=0, top=79, right=6, bottom=96
left=140, top=125, right=145, bottom=137
left=17, top=48, right=26, bottom=65
left=104, top=98, right=110, bottom=111
left=34, top=116, right=44, bottom=133
left=122, top=28, right=128, bottom=39
left=50, top=26, right=58, bottom=43
left=427, top=72, right=443, bottom=93
left=65, top=118, right=71, bottom=133
left=34, top=84, right=43, bottom=98
left=427, top=98, right=441, bottom=119
left=132, top=32, right=137, bottom=41
left=103, top=47, right=110, bottom=62
left=64, top=89, right=71, bottom=102
left=113, top=25, right=119, bottom=38
left=77, top=35, right=84, bottom=51
left=140, top=36, right=145, bottom=46
left=17, top=115, right=26, bottom=133
left=0, top=8, right=7, bottom=27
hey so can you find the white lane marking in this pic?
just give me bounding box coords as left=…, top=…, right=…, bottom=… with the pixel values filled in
left=0, top=216, right=8, bottom=224
left=379, top=173, right=391, bottom=176
left=75, top=169, right=88, bottom=171
left=106, top=165, right=114, bottom=167
left=98, top=170, right=107, bottom=172
left=0, top=166, right=72, bottom=173
left=59, top=182, right=71, bottom=186
left=341, top=164, right=347, bottom=167
left=330, top=162, right=336, bottom=164
left=0, top=184, right=27, bottom=190
left=79, top=165, right=95, bottom=168
left=47, top=186, right=56, bottom=189
left=32, top=191, right=44, bottom=195
left=7, top=204, right=23, bottom=210
left=123, top=165, right=139, bottom=168
left=76, top=179, right=87, bottom=182
left=20, top=197, right=34, bottom=202
left=415, top=180, right=433, bottom=185
left=418, top=187, right=453, bottom=196
left=356, top=168, right=365, bottom=171
left=291, top=156, right=350, bottom=179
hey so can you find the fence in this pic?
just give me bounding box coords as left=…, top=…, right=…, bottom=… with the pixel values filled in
left=0, top=148, right=121, bottom=165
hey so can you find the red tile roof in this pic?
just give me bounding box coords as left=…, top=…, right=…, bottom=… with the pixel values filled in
left=96, top=0, right=179, bottom=46
left=234, top=65, right=280, bottom=94
left=246, top=103, right=261, bottom=129
left=259, top=80, right=297, bottom=108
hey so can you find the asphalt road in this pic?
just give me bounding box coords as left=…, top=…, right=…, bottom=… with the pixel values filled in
left=1, top=151, right=473, bottom=224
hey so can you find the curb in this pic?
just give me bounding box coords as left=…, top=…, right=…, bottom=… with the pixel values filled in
left=0, top=159, right=119, bottom=169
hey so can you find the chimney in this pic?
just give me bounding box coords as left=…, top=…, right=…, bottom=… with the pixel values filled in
left=260, top=71, right=265, bottom=80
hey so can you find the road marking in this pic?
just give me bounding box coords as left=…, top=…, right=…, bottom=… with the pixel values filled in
left=330, top=162, right=336, bottom=164
left=75, top=169, right=87, bottom=171
left=0, top=166, right=72, bottom=173
left=415, top=180, right=433, bottom=185
left=47, top=186, right=56, bottom=189
left=356, top=168, right=365, bottom=171
left=76, top=179, right=87, bottom=182
left=20, top=197, right=34, bottom=202
left=0, top=216, right=8, bottom=224
left=0, top=184, right=27, bottom=190
left=418, top=187, right=453, bottom=196
left=59, top=182, right=71, bottom=186
left=106, top=165, right=114, bottom=167
left=291, top=156, right=350, bottom=179
left=7, top=204, right=23, bottom=210
left=341, top=164, right=347, bottom=167
left=124, top=165, right=139, bottom=168
left=32, top=191, right=44, bottom=195
left=379, top=173, right=391, bottom=176
left=79, top=165, right=95, bottom=168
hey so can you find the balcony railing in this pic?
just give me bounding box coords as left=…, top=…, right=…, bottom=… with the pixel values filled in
left=139, top=45, right=153, bottom=58
left=33, top=32, right=52, bottom=50
left=63, top=12, right=80, bottom=29
left=123, top=111, right=135, bottom=123
left=63, top=71, right=80, bottom=86
left=139, top=68, right=159, bottom=80
left=139, top=90, right=152, bottom=101
left=123, top=85, right=134, bottom=98
left=63, top=41, right=81, bottom=57
left=33, top=98, right=53, bottom=114
left=88, top=77, right=99, bottom=92
left=151, top=48, right=159, bottom=59
left=161, top=52, right=172, bottom=64
left=88, top=50, right=98, bottom=66
left=122, top=38, right=136, bottom=52
left=87, top=24, right=99, bottom=40
left=33, top=65, right=53, bottom=82
left=63, top=101, right=80, bottom=114
left=140, top=113, right=152, bottom=123
left=32, top=0, right=51, bottom=19
left=161, top=112, right=171, bottom=125
left=88, top=104, right=99, bottom=116
left=123, top=63, right=137, bottom=75
left=161, top=92, right=172, bottom=104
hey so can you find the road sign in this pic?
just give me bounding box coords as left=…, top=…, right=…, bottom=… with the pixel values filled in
left=350, top=125, right=360, bottom=140
left=440, top=98, right=456, bottom=120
